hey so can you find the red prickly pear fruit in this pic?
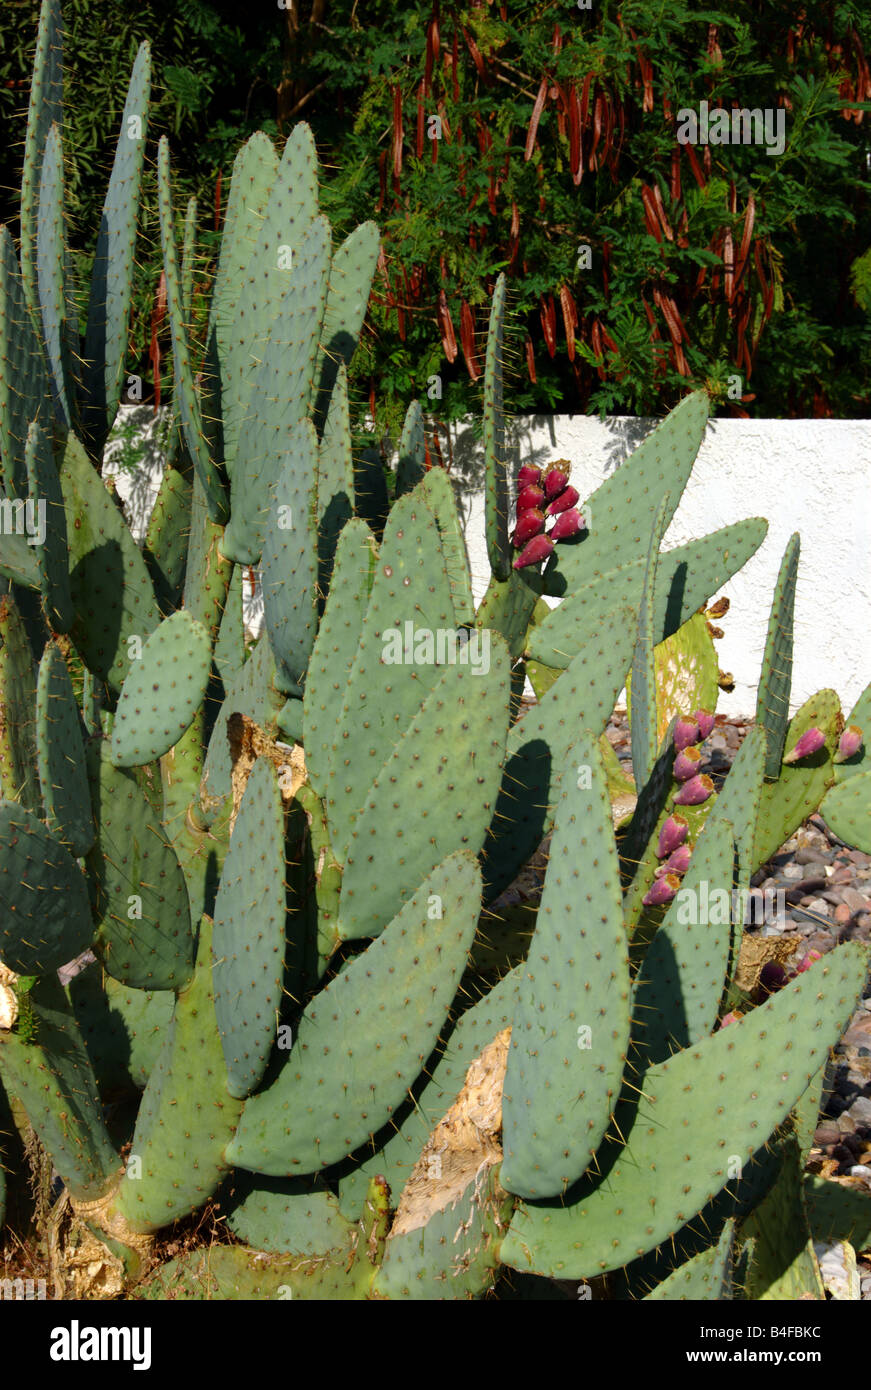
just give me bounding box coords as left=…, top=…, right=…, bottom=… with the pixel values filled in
left=549, top=508, right=585, bottom=541
left=543, top=466, right=570, bottom=499
left=512, top=508, right=545, bottom=548
left=718, top=1010, right=742, bottom=1029
left=754, top=960, right=788, bottom=1002
left=513, top=533, right=555, bottom=570
left=795, top=948, right=823, bottom=974
left=674, top=717, right=701, bottom=752
left=545, top=484, right=580, bottom=515
left=695, top=710, right=716, bottom=740
left=642, top=872, right=681, bottom=907
left=663, top=843, right=692, bottom=876
left=782, top=727, right=825, bottom=764
left=517, top=465, right=542, bottom=489
left=673, top=746, right=703, bottom=781
left=657, top=813, right=689, bottom=859
left=517, top=483, right=546, bottom=513
left=674, top=773, right=714, bottom=806
left=834, top=725, right=863, bottom=763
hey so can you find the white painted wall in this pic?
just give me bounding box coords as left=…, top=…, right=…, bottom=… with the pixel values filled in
left=106, top=407, right=871, bottom=719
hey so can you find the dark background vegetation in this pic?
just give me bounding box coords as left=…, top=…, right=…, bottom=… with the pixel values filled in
left=1, top=0, right=870, bottom=440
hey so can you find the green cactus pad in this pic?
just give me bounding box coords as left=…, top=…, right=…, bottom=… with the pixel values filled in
left=544, top=389, right=709, bottom=594
left=644, top=1220, right=735, bottom=1300
left=394, top=399, right=426, bottom=498
left=482, top=607, right=638, bottom=903
left=311, top=220, right=380, bottom=434
left=304, top=517, right=377, bottom=799
left=316, top=362, right=355, bottom=606
left=630, top=494, right=671, bottom=792
left=156, top=137, right=228, bottom=525
left=36, top=122, right=77, bottom=427
left=182, top=467, right=233, bottom=646
left=227, top=852, right=483, bottom=1176
left=706, top=724, right=766, bottom=894
left=325, top=485, right=481, bottom=858
left=214, top=564, right=244, bottom=690
left=741, top=1137, right=825, bottom=1300
left=501, top=731, right=631, bottom=1200
left=0, top=227, right=51, bottom=500
left=530, top=519, right=768, bottom=666
left=499, top=940, right=869, bottom=1278
left=80, top=42, right=151, bottom=455
left=208, top=131, right=279, bottom=376
left=223, top=215, right=331, bottom=564
left=112, top=916, right=244, bottom=1234
left=259, top=418, right=320, bottom=692
left=68, top=966, right=175, bottom=1094
left=476, top=570, right=541, bottom=661
left=0, top=975, right=119, bottom=1202
left=61, top=431, right=159, bottom=692
left=201, top=634, right=284, bottom=815
left=86, top=738, right=194, bottom=990
left=752, top=690, right=841, bottom=870
left=337, top=645, right=510, bottom=941
left=19, top=0, right=63, bottom=324
left=756, top=534, right=799, bottom=781
left=483, top=273, right=511, bottom=581
left=834, top=680, right=871, bottom=783
left=142, top=465, right=191, bottom=616
left=820, top=770, right=871, bottom=855
left=0, top=799, right=93, bottom=974
left=420, top=466, right=475, bottom=625
left=804, top=1174, right=871, bottom=1253
left=225, top=1175, right=356, bottom=1257
left=374, top=1165, right=514, bottom=1300
left=110, top=611, right=211, bottom=768
left=0, top=593, right=41, bottom=808
left=632, top=817, right=735, bottom=1065
left=35, top=640, right=93, bottom=856
left=134, top=1242, right=370, bottom=1301
left=212, top=760, right=286, bottom=1100
left=335, top=967, right=521, bottom=1222
left=25, top=419, right=73, bottom=631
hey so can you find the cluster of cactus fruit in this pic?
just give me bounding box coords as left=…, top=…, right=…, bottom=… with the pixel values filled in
left=511, top=461, right=584, bottom=568
left=0, top=0, right=870, bottom=1301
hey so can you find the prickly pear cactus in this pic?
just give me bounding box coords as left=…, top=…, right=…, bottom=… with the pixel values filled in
left=0, top=0, right=868, bottom=1304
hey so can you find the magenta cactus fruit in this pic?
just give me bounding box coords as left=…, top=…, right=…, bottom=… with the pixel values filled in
left=673, top=746, right=703, bottom=781
left=662, top=844, right=692, bottom=876
left=795, top=948, right=823, bottom=974
left=642, top=872, right=681, bottom=908
left=674, top=773, right=715, bottom=806
left=656, top=813, right=689, bottom=859
left=695, top=709, right=716, bottom=739
left=783, top=727, right=825, bottom=764
left=513, top=533, right=555, bottom=570
left=549, top=508, right=585, bottom=541
left=718, top=1011, right=742, bottom=1029
left=543, top=466, right=569, bottom=499
left=517, top=464, right=543, bottom=489
left=754, top=961, right=788, bottom=1002
left=834, top=725, right=864, bottom=763
left=512, top=508, right=546, bottom=548
left=674, top=717, right=701, bottom=752
left=517, top=483, right=546, bottom=513
left=545, top=484, right=580, bottom=516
